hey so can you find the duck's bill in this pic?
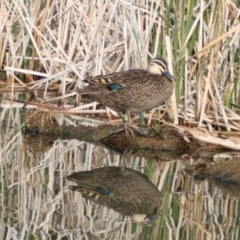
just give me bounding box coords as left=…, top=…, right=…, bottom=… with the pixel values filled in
left=163, top=71, right=175, bottom=81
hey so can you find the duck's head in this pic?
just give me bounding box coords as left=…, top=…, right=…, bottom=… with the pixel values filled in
left=147, top=58, right=174, bottom=81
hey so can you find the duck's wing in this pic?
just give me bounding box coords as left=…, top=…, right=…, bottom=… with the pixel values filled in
left=86, top=69, right=147, bottom=90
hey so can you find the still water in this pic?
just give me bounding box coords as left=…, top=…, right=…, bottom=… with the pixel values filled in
left=0, top=108, right=239, bottom=240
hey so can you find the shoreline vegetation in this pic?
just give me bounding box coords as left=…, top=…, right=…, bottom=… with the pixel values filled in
left=0, top=1, right=240, bottom=150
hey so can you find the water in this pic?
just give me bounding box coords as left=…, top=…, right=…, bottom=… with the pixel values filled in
left=0, top=108, right=239, bottom=240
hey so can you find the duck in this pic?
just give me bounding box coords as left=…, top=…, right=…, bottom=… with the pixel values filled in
left=75, top=58, right=174, bottom=123
left=66, top=166, right=162, bottom=225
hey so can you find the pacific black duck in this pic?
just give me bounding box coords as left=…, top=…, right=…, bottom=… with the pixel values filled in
left=66, top=167, right=162, bottom=224
left=75, top=58, right=174, bottom=123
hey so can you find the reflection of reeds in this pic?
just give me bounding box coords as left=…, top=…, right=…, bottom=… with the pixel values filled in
left=0, top=0, right=240, bottom=239
left=0, top=0, right=239, bottom=131
left=1, top=114, right=240, bottom=239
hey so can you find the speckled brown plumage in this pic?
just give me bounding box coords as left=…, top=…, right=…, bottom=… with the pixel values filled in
left=75, top=58, right=174, bottom=115
left=66, top=167, right=162, bottom=224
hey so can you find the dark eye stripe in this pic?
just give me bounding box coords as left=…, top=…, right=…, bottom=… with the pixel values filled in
left=158, top=65, right=165, bottom=72
left=152, top=58, right=167, bottom=70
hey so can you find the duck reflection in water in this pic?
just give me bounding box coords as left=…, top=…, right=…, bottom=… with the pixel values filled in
left=66, top=167, right=162, bottom=225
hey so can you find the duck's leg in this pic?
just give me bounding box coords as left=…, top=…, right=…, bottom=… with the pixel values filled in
left=117, top=112, right=127, bottom=123
left=138, top=112, right=145, bottom=125
left=116, top=111, right=134, bottom=137
left=117, top=111, right=133, bottom=124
